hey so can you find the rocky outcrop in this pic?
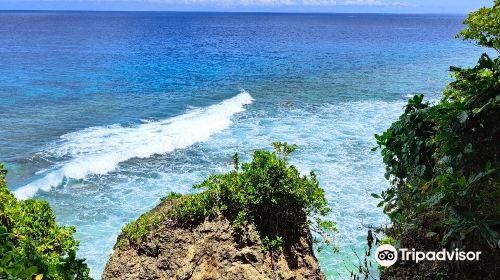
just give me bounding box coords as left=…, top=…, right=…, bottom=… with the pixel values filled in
left=103, top=200, right=325, bottom=280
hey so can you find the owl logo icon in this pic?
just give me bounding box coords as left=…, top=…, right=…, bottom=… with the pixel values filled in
left=375, top=244, right=398, bottom=267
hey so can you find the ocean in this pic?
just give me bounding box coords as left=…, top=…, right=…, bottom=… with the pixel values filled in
left=0, top=11, right=485, bottom=279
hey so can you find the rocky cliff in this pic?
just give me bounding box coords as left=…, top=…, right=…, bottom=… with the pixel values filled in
left=103, top=199, right=326, bottom=280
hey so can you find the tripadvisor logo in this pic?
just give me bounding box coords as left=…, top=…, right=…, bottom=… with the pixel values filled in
left=375, top=244, right=398, bottom=267
left=374, top=244, right=482, bottom=267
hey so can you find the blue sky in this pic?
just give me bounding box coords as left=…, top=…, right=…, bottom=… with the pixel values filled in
left=0, top=0, right=493, bottom=13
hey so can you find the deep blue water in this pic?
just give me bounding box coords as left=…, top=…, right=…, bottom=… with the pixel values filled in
left=0, top=11, right=484, bottom=279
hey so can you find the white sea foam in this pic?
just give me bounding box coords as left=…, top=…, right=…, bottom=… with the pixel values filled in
left=14, top=91, right=254, bottom=200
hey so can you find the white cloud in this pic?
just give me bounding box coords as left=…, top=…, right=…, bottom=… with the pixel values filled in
left=239, top=0, right=296, bottom=6
left=103, top=0, right=296, bottom=6
left=302, top=0, right=408, bottom=6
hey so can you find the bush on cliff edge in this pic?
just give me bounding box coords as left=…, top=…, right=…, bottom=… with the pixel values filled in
left=0, top=163, right=91, bottom=280
left=119, top=142, right=338, bottom=255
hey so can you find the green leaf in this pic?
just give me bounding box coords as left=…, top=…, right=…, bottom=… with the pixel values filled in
left=371, top=193, right=381, bottom=199
left=19, top=266, right=38, bottom=279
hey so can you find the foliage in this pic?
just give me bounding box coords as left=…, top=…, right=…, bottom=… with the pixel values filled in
left=261, top=236, right=284, bottom=253
left=0, top=163, right=91, bottom=280
left=160, top=192, right=183, bottom=202
left=375, top=54, right=500, bottom=248
left=457, top=0, right=500, bottom=51
left=373, top=6, right=500, bottom=277
left=119, top=143, right=338, bottom=254
left=374, top=0, right=499, bottom=265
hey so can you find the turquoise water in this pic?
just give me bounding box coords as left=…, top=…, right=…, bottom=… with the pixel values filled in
left=0, top=12, right=485, bottom=278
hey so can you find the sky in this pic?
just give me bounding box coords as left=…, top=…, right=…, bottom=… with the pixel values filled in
left=0, top=0, right=493, bottom=13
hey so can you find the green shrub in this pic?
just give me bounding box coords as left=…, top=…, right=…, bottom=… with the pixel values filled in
left=160, top=192, right=182, bottom=202
left=0, top=163, right=91, bottom=280
left=375, top=1, right=500, bottom=249
left=458, top=0, right=500, bottom=51
left=373, top=1, right=499, bottom=277
left=119, top=142, right=338, bottom=253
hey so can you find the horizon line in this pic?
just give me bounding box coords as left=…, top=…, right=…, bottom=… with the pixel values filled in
left=0, top=9, right=468, bottom=16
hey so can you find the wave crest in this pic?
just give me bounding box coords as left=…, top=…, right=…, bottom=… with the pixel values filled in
left=14, top=91, right=254, bottom=199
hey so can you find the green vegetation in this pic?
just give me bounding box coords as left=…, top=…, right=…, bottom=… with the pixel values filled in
left=458, top=0, right=500, bottom=52
left=0, top=164, right=91, bottom=280
left=374, top=1, right=499, bottom=278
left=119, top=142, right=338, bottom=254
